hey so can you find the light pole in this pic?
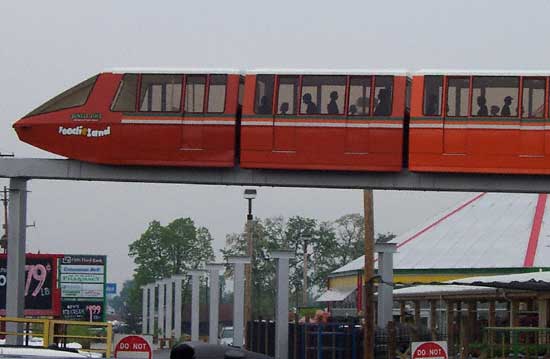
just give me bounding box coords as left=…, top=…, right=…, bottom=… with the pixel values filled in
left=243, top=188, right=256, bottom=347
left=301, top=235, right=312, bottom=307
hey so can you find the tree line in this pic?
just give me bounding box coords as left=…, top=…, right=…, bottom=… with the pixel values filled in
left=110, top=214, right=395, bottom=332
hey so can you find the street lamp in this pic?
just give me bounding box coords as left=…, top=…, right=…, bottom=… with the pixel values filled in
left=243, top=188, right=257, bottom=347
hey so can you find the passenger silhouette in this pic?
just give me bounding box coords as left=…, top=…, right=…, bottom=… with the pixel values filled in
left=302, top=93, right=318, bottom=114
left=501, top=96, right=513, bottom=116
left=490, top=105, right=500, bottom=117
left=327, top=91, right=340, bottom=114
left=374, top=89, right=391, bottom=115
left=476, top=96, right=488, bottom=116
left=279, top=102, right=289, bottom=115
left=425, top=95, right=439, bottom=115
left=258, top=96, right=271, bottom=114
left=349, top=105, right=358, bottom=115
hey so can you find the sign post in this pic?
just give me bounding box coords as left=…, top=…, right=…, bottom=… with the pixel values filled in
left=412, top=341, right=448, bottom=359
left=114, top=335, right=152, bottom=359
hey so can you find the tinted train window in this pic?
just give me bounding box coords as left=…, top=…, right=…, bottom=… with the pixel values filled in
left=139, top=74, right=182, bottom=112
left=277, top=76, right=299, bottom=115
left=207, top=75, right=227, bottom=113
left=446, top=77, right=469, bottom=117
left=423, top=76, right=443, bottom=116
left=300, top=76, right=345, bottom=115
left=238, top=77, right=244, bottom=106
left=349, top=77, right=372, bottom=116
left=26, top=75, right=98, bottom=117
left=185, top=75, right=206, bottom=113
left=522, top=78, right=545, bottom=118
left=254, top=75, right=274, bottom=114
left=111, top=74, right=138, bottom=112
left=373, top=76, right=393, bottom=116
left=472, top=76, right=519, bottom=117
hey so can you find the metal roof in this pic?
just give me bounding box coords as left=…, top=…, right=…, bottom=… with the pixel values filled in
left=107, top=68, right=242, bottom=74
left=246, top=69, right=409, bottom=76
left=316, top=287, right=356, bottom=302
left=448, top=271, right=550, bottom=291
left=393, top=284, right=497, bottom=298
left=416, top=69, right=550, bottom=76
left=332, top=193, right=550, bottom=275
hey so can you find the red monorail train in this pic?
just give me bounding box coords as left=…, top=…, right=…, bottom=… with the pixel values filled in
left=13, top=69, right=550, bottom=174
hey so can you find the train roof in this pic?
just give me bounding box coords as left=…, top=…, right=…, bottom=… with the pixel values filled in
left=246, top=69, right=409, bottom=76
left=416, top=69, right=550, bottom=76
left=107, top=68, right=242, bottom=75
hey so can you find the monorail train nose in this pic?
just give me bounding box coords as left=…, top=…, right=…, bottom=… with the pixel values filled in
left=13, top=118, right=32, bottom=140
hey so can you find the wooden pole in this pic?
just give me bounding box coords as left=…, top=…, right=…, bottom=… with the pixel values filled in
left=363, top=189, right=375, bottom=359
left=430, top=300, right=437, bottom=340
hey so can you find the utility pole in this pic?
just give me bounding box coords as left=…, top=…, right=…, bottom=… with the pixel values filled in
left=363, top=189, right=375, bottom=359
left=302, top=235, right=311, bottom=307
left=1, top=186, right=8, bottom=253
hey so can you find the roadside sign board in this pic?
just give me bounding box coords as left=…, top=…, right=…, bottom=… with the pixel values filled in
left=412, top=341, right=448, bottom=359
left=106, top=283, right=117, bottom=296
left=59, top=255, right=107, bottom=322
left=114, top=335, right=152, bottom=359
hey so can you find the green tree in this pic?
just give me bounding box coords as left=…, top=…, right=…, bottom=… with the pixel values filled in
left=121, top=218, right=215, bottom=332
left=110, top=280, right=140, bottom=331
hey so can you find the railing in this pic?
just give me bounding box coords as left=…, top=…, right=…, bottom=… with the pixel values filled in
left=483, top=327, right=550, bottom=359
left=0, top=317, right=112, bottom=358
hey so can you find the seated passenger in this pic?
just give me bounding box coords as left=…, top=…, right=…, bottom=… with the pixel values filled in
left=501, top=96, right=513, bottom=116
left=476, top=96, right=488, bottom=116
left=302, top=93, right=318, bottom=114
left=257, top=96, right=271, bottom=114
left=327, top=91, right=340, bottom=114
left=349, top=105, right=358, bottom=115
left=425, top=95, right=439, bottom=115
left=279, top=102, right=289, bottom=115
left=373, top=89, right=391, bottom=115
left=490, top=105, right=500, bottom=116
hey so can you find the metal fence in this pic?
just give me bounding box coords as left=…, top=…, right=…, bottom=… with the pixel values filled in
left=247, top=320, right=437, bottom=359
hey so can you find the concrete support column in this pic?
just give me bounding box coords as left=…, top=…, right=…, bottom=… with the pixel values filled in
left=148, top=284, right=156, bottom=335
left=228, top=256, right=251, bottom=348
left=165, top=279, right=173, bottom=340
left=157, top=281, right=165, bottom=339
left=6, top=178, right=28, bottom=346
left=272, top=251, right=294, bottom=359
left=206, top=264, right=225, bottom=344
left=447, top=301, right=454, bottom=356
left=375, top=243, right=396, bottom=328
left=173, top=275, right=184, bottom=340
left=400, top=301, right=407, bottom=323
left=142, top=286, right=148, bottom=334
left=190, top=270, right=204, bottom=342
left=430, top=300, right=437, bottom=340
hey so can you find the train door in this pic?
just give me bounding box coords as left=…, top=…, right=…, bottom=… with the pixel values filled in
left=273, top=76, right=299, bottom=152
left=345, top=75, right=371, bottom=153
left=519, top=77, right=546, bottom=156
left=443, top=77, right=469, bottom=154
left=182, top=74, right=206, bottom=150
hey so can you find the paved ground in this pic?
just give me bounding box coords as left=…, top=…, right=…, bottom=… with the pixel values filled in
left=153, top=349, right=171, bottom=359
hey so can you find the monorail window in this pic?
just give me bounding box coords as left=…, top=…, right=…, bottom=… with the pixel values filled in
left=472, top=76, right=519, bottom=117
left=207, top=75, right=227, bottom=113
left=185, top=75, right=206, bottom=113
left=139, top=74, right=182, bottom=112
left=254, top=75, right=275, bottom=114
left=276, top=76, right=299, bottom=115
left=423, top=76, right=443, bottom=116
left=373, top=76, right=393, bottom=116
left=111, top=74, right=138, bottom=112
left=522, top=78, right=545, bottom=118
left=446, top=77, right=469, bottom=117
left=349, top=77, right=372, bottom=116
left=26, top=75, right=98, bottom=117
left=300, top=76, right=346, bottom=115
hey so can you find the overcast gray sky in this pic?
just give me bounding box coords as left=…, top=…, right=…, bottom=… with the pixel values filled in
left=1, top=0, right=548, bottom=289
